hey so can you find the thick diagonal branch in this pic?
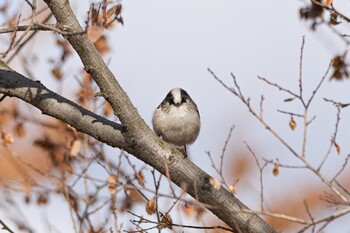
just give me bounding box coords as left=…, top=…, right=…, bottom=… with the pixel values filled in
left=0, top=69, right=126, bottom=148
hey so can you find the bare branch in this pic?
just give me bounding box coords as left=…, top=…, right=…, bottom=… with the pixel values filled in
left=0, top=219, right=15, bottom=233
left=0, top=69, right=126, bottom=149
left=318, top=103, right=342, bottom=171
left=277, top=109, right=304, bottom=118
left=0, top=23, right=85, bottom=35
left=209, top=69, right=348, bottom=203
left=331, top=154, right=350, bottom=182
left=220, top=124, right=235, bottom=174
left=257, top=76, right=300, bottom=99
left=299, top=36, right=305, bottom=100
left=127, top=211, right=235, bottom=232
left=245, top=142, right=267, bottom=211
left=310, top=0, right=350, bottom=23
left=306, top=61, right=332, bottom=107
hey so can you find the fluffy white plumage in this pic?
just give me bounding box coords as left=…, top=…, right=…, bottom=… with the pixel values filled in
left=152, top=88, right=200, bottom=146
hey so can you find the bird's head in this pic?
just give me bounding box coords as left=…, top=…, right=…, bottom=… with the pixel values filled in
left=165, top=88, right=189, bottom=107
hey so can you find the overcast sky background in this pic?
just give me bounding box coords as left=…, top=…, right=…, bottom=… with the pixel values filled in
left=2, top=0, right=350, bottom=232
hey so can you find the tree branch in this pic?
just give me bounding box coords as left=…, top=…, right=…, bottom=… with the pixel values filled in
left=0, top=0, right=278, bottom=231
left=0, top=69, right=126, bottom=149
left=0, top=219, right=15, bottom=233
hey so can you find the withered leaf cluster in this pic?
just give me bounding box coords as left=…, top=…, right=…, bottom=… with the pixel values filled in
left=299, top=0, right=323, bottom=30
left=330, top=52, right=349, bottom=81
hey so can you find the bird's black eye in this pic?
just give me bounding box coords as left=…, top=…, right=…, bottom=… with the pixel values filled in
left=180, top=89, right=189, bottom=103
left=165, top=92, right=175, bottom=105
left=180, top=89, right=189, bottom=98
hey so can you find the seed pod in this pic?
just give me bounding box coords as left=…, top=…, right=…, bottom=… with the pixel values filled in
left=146, top=198, right=157, bottom=215
left=289, top=117, right=296, bottom=131
left=273, top=164, right=280, bottom=176
left=335, top=142, right=341, bottom=155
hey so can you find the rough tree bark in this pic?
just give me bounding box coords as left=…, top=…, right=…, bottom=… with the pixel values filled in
left=0, top=0, right=277, bottom=232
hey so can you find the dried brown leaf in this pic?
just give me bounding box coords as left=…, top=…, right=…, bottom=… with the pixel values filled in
left=83, top=73, right=93, bottom=84
left=55, top=181, right=65, bottom=193
left=325, top=0, right=332, bottom=6
left=284, top=97, right=295, bottom=102
left=108, top=184, right=117, bottom=194
left=229, top=185, right=237, bottom=194
left=77, top=86, right=94, bottom=106
left=182, top=202, right=194, bottom=216
left=146, top=198, right=157, bottom=215
left=8, top=14, right=19, bottom=26
left=107, top=174, right=118, bottom=184
left=51, top=67, right=62, bottom=80
left=103, top=102, right=113, bottom=116
left=124, top=186, right=132, bottom=196
left=14, top=122, right=25, bottom=137
left=2, top=131, right=14, bottom=144
left=160, top=214, right=173, bottom=229
left=69, top=139, right=81, bottom=156
left=106, top=5, right=121, bottom=19
left=90, top=7, right=99, bottom=26
left=37, top=194, right=48, bottom=205
left=94, top=35, right=110, bottom=56
left=289, top=117, right=296, bottom=131
left=68, top=192, right=79, bottom=211
left=335, top=142, right=341, bottom=155
left=330, top=13, right=341, bottom=25
left=135, top=171, right=145, bottom=187
left=87, top=26, right=105, bottom=43
left=273, top=164, right=280, bottom=176
left=124, top=186, right=143, bottom=202
left=195, top=206, right=206, bottom=220
left=56, top=39, right=72, bottom=61
left=59, top=162, right=74, bottom=173
left=0, top=112, right=9, bottom=125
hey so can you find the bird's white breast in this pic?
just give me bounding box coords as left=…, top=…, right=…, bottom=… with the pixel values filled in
left=152, top=104, right=200, bottom=146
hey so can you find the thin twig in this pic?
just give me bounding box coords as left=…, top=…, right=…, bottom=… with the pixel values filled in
left=0, top=219, right=15, bottom=233
left=306, top=61, right=332, bottom=108
left=331, top=154, right=350, bottom=182
left=257, top=76, right=300, bottom=99
left=317, top=105, right=341, bottom=171
left=163, top=158, right=176, bottom=197
left=259, top=95, right=264, bottom=119
left=220, top=124, right=235, bottom=174
left=245, top=141, right=267, bottom=211
left=277, top=109, right=304, bottom=118
left=299, top=36, right=305, bottom=101
left=5, top=13, right=53, bottom=63
left=126, top=211, right=234, bottom=232
left=310, top=0, right=350, bottom=23
left=263, top=158, right=307, bottom=169
left=209, top=69, right=348, bottom=203
left=24, top=0, right=34, bottom=9
left=164, top=192, right=184, bottom=215
left=151, top=169, right=162, bottom=224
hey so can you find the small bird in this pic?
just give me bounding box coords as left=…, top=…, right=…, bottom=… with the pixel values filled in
left=152, top=88, right=200, bottom=155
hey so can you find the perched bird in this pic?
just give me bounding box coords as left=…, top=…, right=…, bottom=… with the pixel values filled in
left=152, top=88, right=200, bottom=155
